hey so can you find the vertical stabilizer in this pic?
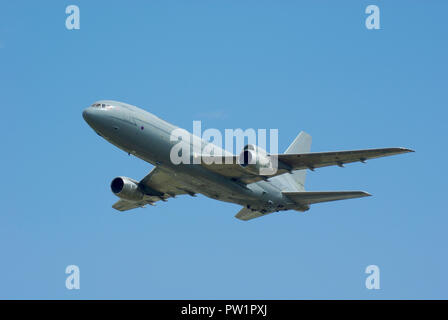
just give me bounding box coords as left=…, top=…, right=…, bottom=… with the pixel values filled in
left=270, top=131, right=312, bottom=191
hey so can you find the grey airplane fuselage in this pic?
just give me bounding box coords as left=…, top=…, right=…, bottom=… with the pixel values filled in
left=82, top=100, right=294, bottom=212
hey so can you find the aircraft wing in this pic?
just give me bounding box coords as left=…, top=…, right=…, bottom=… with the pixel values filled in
left=201, top=147, right=413, bottom=184
left=273, top=147, right=413, bottom=171
left=112, top=199, right=153, bottom=211
left=139, top=167, right=190, bottom=196
left=235, top=207, right=272, bottom=221
left=112, top=167, right=189, bottom=212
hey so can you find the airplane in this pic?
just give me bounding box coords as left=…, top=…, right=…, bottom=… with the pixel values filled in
left=82, top=100, right=413, bottom=221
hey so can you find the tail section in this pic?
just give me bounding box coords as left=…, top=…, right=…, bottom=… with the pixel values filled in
left=283, top=191, right=371, bottom=206
left=271, top=131, right=312, bottom=191
left=235, top=191, right=371, bottom=221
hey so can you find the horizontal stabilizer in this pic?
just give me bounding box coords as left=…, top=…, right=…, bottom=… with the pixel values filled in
left=283, top=191, right=371, bottom=205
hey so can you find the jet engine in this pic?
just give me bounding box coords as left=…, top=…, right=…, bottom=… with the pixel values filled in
left=110, top=176, right=144, bottom=201
left=238, top=144, right=275, bottom=175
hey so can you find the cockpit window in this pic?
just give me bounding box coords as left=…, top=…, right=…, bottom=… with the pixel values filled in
left=91, top=103, right=112, bottom=109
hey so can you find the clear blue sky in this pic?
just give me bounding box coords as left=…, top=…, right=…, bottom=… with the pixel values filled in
left=0, top=1, right=446, bottom=299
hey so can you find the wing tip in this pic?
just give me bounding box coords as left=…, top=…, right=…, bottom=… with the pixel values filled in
left=398, top=147, right=415, bottom=153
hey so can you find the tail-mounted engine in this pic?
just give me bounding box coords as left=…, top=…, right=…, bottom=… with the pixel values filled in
left=238, top=144, right=276, bottom=175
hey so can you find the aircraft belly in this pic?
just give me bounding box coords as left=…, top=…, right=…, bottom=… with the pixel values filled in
left=167, top=164, right=259, bottom=205
left=110, top=113, right=280, bottom=207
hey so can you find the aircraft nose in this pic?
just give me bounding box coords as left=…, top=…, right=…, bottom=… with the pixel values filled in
left=82, top=106, right=100, bottom=127
left=83, top=104, right=116, bottom=136
left=82, top=108, right=90, bottom=121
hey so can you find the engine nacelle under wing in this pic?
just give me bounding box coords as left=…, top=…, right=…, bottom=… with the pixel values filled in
left=110, top=176, right=145, bottom=201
